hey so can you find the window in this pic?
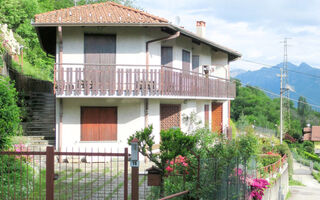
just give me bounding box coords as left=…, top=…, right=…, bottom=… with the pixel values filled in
left=81, top=107, right=117, bottom=141
left=192, top=55, right=200, bottom=71
left=160, top=104, right=181, bottom=130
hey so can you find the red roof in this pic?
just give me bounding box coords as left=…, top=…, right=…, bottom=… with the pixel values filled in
left=34, top=2, right=168, bottom=24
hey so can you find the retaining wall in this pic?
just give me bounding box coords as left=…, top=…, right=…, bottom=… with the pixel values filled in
left=262, top=163, right=289, bottom=200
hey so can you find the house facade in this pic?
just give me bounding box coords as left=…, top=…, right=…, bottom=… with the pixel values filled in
left=32, top=2, right=241, bottom=152
left=303, top=126, right=320, bottom=154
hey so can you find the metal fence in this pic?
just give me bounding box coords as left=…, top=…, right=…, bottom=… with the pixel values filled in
left=0, top=146, right=130, bottom=200
left=199, top=157, right=251, bottom=200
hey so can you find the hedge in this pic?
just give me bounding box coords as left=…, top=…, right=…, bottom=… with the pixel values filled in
left=304, top=151, right=320, bottom=162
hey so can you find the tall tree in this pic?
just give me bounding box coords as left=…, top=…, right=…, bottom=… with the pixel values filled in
left=297, top=96, right=311, bottom=126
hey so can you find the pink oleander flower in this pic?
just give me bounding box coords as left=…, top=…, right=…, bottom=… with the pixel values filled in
left=249, top=178, right=270, bottom=200
left=165, top=166, right=173, bottom=172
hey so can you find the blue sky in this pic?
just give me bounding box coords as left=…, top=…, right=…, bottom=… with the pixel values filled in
left=137, top=0, right=320, bottom=70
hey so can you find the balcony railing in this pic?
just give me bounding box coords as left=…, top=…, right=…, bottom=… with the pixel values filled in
left=54, top=64, right=236, bottom=99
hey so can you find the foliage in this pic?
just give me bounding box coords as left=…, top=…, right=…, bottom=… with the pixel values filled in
left=304, top=151, right=320, bottom=162
left=284, top=133, right=296, bottom=143
left=298, top=96, right=311, bottom=126
left=160, top=128, right=197, bottom=169
left=238, top=132, right=259, bottom=160
left=0, top=76, right=21, bottom=149
left=312, top=171, right=320, bottom=183
left=231, top=80, right=279, bottom=129
left=302, top=140, right=314, bottom=154
left=128, top=126, right=196, bottom=197
left=232, top=80, right=319, bottom=140
left=258, top=154, right=281, bottom=167
left=0, top=155, right=46, bottom=199
left=0, top=0, right=136, bottom=81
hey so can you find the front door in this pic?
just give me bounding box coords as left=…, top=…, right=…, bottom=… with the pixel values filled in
left=160, top=104, right=181, bottom=130
left=212, top=102, right=223, bottom=133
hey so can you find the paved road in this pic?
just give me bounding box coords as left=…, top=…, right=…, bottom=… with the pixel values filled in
left=289, top=160, right=320, bottom=200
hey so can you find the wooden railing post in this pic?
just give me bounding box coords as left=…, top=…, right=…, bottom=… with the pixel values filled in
left=46, top=146, right=55, bottom=200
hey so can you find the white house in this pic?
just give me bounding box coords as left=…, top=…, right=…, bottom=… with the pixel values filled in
left=32, top=2, right=241, bottom=152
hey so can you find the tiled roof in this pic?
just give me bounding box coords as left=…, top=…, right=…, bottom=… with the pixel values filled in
left=34, top=2, right=168, bottom=24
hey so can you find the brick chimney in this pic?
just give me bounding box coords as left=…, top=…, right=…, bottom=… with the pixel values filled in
left=196, top=21, right=206, bottom=38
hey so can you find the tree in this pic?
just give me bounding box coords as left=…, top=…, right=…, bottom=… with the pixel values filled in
left=297, top=96, right=311, bottom=126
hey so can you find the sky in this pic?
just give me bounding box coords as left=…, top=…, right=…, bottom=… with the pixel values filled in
left=137, top=0, right=320, bottom=71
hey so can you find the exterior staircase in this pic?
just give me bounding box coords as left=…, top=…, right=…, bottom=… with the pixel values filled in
left=21, top=92, right=56, bottom=147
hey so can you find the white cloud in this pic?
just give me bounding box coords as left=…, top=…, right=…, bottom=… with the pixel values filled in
left=138, top=0, right=320, bottom=70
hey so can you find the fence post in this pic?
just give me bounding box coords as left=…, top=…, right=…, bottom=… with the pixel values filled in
left=46, top=146, right=55, bottom=200
left=131, top=138, right=139, bottom=200
left=124, top=148, right=128, bottom=200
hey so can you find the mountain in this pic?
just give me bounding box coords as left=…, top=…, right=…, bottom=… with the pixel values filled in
left=234, top=62, right=320, bottom=107
left=230, top=69, right=247, bottom=77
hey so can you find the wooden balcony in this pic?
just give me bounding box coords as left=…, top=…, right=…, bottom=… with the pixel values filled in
left=54, top=64, right=236, bottom=99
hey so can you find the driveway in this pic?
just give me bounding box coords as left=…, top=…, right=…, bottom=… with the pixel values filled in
left=289, top=160, right=320, bottom=200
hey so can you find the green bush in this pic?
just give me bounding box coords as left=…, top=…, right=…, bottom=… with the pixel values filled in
left=0, top=76, right=21, bottom=149
left=238, top=132, right=259, bottom=160
left=312, top=171, right=320, bottom=183
left=303, top=141, right=314, bottom=153
left=304, top=151, right=320, bottom=162
left=259, top=154, right=281, bottom=166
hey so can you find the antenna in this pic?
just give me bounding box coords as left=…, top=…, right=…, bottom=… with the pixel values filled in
left=175, top=16, right=181, bottom=26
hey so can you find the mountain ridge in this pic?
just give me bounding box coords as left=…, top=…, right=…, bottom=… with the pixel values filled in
left=233, top=62, right=320, bottom=108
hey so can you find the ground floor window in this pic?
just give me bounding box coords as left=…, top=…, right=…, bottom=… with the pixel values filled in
left=160, top=104, right=181, bottom=130
left=81, top=107, right=117, bottom=141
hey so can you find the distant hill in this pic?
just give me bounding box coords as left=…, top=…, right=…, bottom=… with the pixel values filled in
left=234, top=62, right=320, bottom=107
left=230, top=69, right=247, bottom=77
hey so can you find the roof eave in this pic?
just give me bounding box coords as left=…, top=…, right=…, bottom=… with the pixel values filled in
left=32, top=22, right=241, bottom=60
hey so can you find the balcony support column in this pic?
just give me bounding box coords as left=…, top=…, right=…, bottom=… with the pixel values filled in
left=144, top=99, right=149, bottom=127
left=58, top=26, right=63, bottom=78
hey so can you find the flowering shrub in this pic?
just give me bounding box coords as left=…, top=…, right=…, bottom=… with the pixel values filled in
left=0, top=24, right=21, bottom=55
left=12, top=143, right=32, bottom=162
left=165, top=155, right=189, bottom=175
left=248, top=178, right=270, bottom=200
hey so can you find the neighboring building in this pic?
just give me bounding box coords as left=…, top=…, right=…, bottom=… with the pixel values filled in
left=32, top=2, right=241, bottom=152
left=303, top=126, right=320, bottom=154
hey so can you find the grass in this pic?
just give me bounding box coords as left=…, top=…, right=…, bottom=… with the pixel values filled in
left=0, top=156, right=46, bottom=199
left=285, top=190, right=291, bottom=200
left=312, top=171, right=320, bottom=183
left=11, top=57, right=52, bottom=81
left=289, top=179, right=305, bottom=186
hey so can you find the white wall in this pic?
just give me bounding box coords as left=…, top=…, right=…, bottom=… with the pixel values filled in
left=57, top=98, right=216, bottom=151
left=59, top=98, right=144, bottom=152
left=57, top=26, right=228, bottom=73
left=211, top=51, right=229, bottom=79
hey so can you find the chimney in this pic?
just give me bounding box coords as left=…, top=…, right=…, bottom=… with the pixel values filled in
left=196, top=21, right=206, bottom=38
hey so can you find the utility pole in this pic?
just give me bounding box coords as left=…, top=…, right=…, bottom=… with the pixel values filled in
left=280, top=68, right=283, bottom=144
left=282, top=38, right=290, bottom=130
